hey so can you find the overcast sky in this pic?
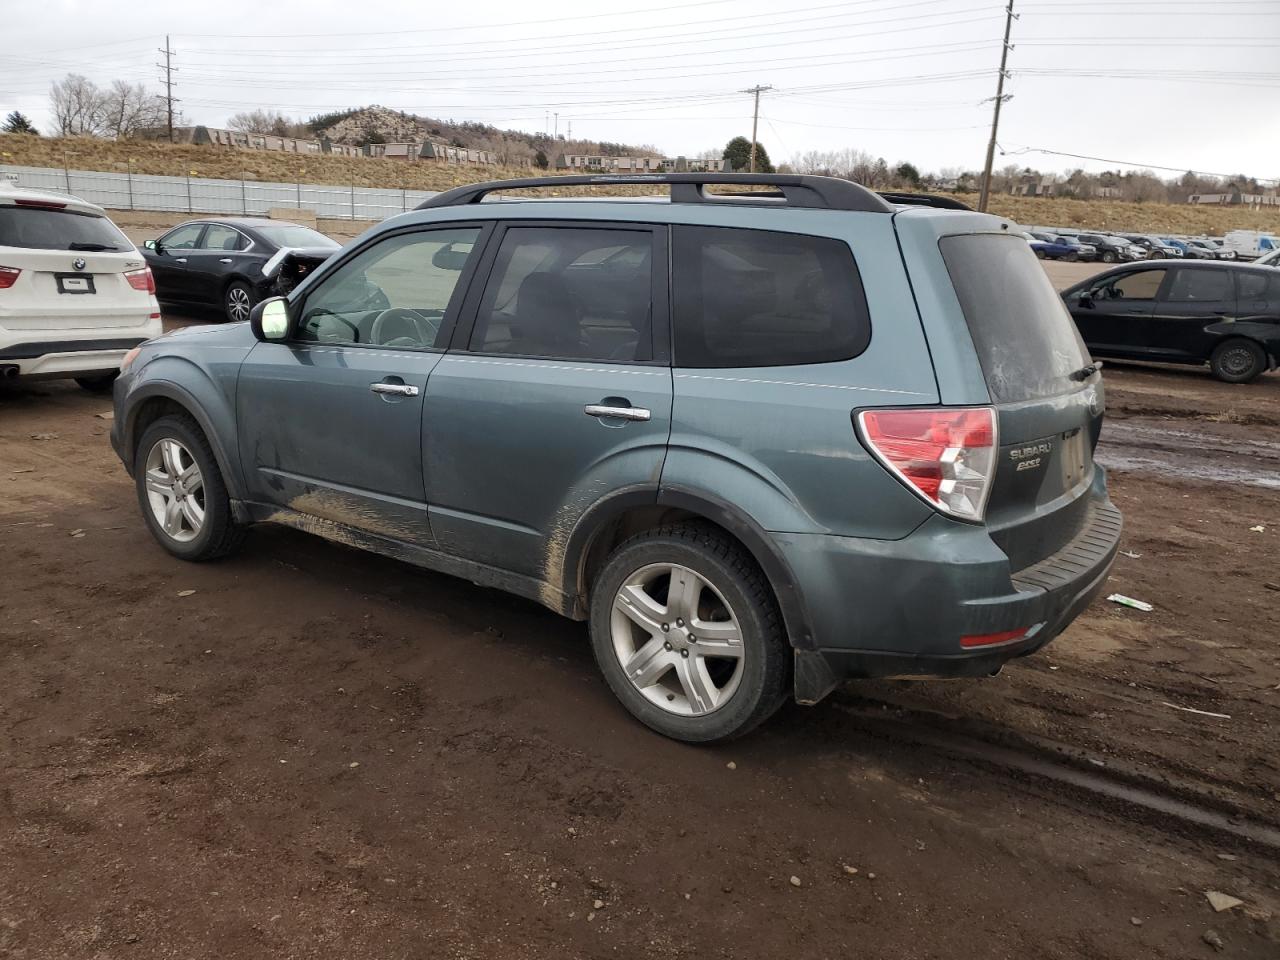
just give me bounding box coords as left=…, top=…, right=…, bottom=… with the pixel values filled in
left=2, top=0, right=1277, bottom=181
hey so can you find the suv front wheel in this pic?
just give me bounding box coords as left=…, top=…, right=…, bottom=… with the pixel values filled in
left=588, top=524, right=790, bottom=742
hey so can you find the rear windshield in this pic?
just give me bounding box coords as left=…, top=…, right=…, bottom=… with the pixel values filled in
left=940, top=233, right=1089, bottom=403
left=254, top=225, right=338, bottom=249
left=0, top=205, right=130, bottom=251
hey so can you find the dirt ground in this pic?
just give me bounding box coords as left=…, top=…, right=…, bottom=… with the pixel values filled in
left=2, top=257, right=1279, bottom=958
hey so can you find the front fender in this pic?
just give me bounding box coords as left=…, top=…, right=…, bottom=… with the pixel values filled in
left=119, top=361, right=244, bottom=499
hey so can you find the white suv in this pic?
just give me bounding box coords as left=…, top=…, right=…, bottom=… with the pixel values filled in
left=0, top=181, right=161, bottom=391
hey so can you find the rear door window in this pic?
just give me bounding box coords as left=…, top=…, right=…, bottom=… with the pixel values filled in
left=200, top=224, right=248, bottom=252
left=0, top=206, right=130, bottom=250
left=671, top=225, right=870, bottom=368
left=469, top=226, right=655, bottom=363
left=940, top=233, right=1089, bottom=403
left=1166, top=268, right=1232, bottom=302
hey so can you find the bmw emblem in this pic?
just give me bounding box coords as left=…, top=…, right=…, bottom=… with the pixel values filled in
left=72, top=258, right=87, bottom=271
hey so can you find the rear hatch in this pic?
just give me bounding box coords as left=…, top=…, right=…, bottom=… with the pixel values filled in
left=0, top=203, right=153, bottom=331
left=937, top=231, right=1103, bottom=571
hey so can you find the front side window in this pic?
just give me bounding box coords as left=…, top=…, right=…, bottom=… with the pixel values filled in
left=200, top=224, right=247, bottom=251
left=470, top=226, right=654, bottom=362
left=160, top=223, right=204, bottom=250
left=1166, top=269, right=1232, bottom=302
left=671, top=225, right=870, bottom=368
left=296, top=226, right=482, bottom=348
left=1094, top=268, right=1166, bottom=301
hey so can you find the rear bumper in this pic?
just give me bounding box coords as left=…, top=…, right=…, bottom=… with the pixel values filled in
left=785, top=471, right=1122, bottom=701
left=0, top=336, right=151, bottom=378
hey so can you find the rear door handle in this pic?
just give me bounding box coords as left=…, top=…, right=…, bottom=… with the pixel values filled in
left=175, top=257, right=187, bottom=263
left=585, top=403, right=650, bottom=422
left=219, top=257, right=233, bottom=264
left=370, top=382, right=420, bottom=397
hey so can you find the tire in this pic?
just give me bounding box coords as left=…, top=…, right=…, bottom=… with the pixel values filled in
left=1101, top=250, right=1117, bottom=264
left=224, top=280, right=255, bottom=323
left=1209, top=339, right=1267, bottom=384
left=588, top=523, right=790, bottom=743
left=1034, top=248, right=1046, bottom=260
left=75, top=372, right=117, bottom=393
left=133, top=414, right=245, bottom=561
left=1066, top=252, right=1078, bottom=263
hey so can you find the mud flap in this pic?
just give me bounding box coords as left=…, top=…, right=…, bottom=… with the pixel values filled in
left=793, top=648, right=840, bottom=705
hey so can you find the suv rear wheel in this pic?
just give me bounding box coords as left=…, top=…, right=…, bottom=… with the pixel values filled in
left=134, top=414, right=245, bottom=561
left=1210, top=338, right=1267, bottom=383
left=588, top=524, right=789, bottom=742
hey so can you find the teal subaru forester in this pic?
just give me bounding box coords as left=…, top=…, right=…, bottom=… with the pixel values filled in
left=112, top=174, right=1121, bottom=742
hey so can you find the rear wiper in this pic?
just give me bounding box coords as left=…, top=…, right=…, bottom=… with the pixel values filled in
left=1069, top=361, right=1102, bottom=381
left=68, top=242, right=118, bottom=251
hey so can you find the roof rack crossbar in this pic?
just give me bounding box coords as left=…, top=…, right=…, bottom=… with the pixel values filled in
left=416, top=173, right=895, bottom=213
left=878, top=192, right=973, bottom=211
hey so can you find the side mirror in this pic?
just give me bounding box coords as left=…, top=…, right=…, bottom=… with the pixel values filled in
left=1078, top=294, right=1095, bottom=309
left=250, top=297, right=290, bottom=340
left=143, top=239, right=157, bottom=251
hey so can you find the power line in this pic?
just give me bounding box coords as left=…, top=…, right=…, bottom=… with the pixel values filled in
left=1000, top=144, right=1280, bottom=184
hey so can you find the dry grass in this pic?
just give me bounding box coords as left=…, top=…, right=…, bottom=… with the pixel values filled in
left=4, top=134, right=1278, bottom=234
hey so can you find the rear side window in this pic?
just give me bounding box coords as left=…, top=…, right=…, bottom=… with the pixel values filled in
left=0, top=206, right=129, bottom=251
left=1167, top=269, right=1232, bottom=302
left=201, top=224, right=247, bottom=251
left=672, top=225, right=870, bottom=368
left=940, top=233, right=1089, bottom=403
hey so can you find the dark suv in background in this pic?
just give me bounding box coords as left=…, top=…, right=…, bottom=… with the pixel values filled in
left=111, top=174, right=1121, bottom=742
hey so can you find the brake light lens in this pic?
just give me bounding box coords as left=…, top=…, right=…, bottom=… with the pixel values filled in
left=0, top=266, right=19, bottom=289
left=857, top=407, right=997, bottom=522
left=125, top=266, right=156, bottom=294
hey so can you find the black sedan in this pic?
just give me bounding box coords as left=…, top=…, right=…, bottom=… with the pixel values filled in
left=1061, top=261, right=1280, bottom=382
left=142, top=218, right=339, bottom=322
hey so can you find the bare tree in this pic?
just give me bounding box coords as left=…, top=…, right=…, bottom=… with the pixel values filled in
left=228, top=109, right=295, bottom=137
left=50, top=73, right=107, bottom=136
left=101, top=80, right=166, bottom=139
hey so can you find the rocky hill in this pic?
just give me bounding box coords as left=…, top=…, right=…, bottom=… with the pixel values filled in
left=307, top=105, right=660, bottom=167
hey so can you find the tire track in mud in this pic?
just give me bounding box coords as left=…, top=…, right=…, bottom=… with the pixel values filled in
left=1097, top=419, right=1280, bottom=489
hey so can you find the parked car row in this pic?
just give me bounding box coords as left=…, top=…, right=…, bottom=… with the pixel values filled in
left=1024, top=225, right=1274, bottom=263
left=0, top=179, right=341, bottom=390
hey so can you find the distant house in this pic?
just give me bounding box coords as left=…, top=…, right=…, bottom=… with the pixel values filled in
left=1010, top=172, right=1058, bottom=197
left=554, top=154, right=728, bottom=173
left=1188, top=184, right=1280, bottom=207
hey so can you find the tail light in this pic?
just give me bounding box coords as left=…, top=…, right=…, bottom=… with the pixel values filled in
left=0, top=266, right=19, bottom=289
left=125, top=266, right=156, bottom=294
left=857, top=407, right=997, bottom=522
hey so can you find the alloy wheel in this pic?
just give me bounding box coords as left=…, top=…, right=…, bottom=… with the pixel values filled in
left=144, top=438, right=205, bottom=543
left=609, top=563, right=745, bottom=717
left=227, top=286, right=251, bottom=322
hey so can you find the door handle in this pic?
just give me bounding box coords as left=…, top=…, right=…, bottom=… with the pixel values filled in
left=175, top=257, right=187, bottom=263
left=370, top=382, right=420, bottom=397
left=585, top=403, right=650, bottom=422
left=219, top=257, right=233, bottom=264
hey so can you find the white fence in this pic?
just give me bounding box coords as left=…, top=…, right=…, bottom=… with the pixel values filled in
left=1, top=164, right=442, bottom=221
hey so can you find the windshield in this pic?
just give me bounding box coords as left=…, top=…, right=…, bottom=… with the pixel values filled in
left=940, top=233, right=1090, bottom=403
left=254, top=224, right=338, bottom=249
left=0, top=205, right=130, bottom=251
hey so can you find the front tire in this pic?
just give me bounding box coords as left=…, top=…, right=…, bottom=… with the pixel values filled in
left=224, top=281, right=255, bottom=323
left=1101, top=250, right=1117, bottom=264
left=1210, top=339, right=1267, bottom=384
left=588, top=524, right=790, bottom=743
left=134, top=414, right=245, bottom=561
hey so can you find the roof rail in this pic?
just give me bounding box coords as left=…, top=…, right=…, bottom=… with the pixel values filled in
left=416, top=173, right=895, bottom=213
left=878, top=192, right=973, bottom=211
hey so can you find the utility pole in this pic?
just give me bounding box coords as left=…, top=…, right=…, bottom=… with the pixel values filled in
left=157, top=35, right=179, bottom=143
left=977, top=1, right=1016, bottom=212
left=554, top=112, right=559, bottom=139
left=741, top=84, right=772, bottom=173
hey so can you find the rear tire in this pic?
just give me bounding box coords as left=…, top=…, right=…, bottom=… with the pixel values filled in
left=134, top=414, right=245, bottom=561
left=75, top=373, right=117, bottom=393
left=1209, top=339, right=1267, bottom=384
left=588, top=523, right=790, bottom=743
left=224, top=281, right=255, bottom=323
